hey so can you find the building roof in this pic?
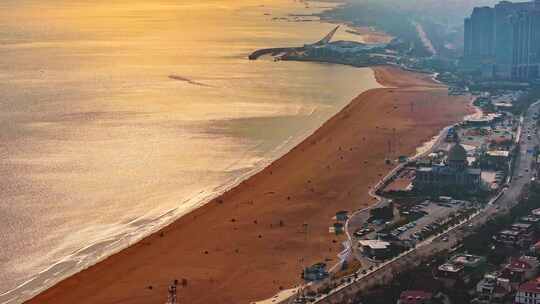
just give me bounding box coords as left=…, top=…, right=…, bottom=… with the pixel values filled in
left=358, top=240, right=390, bottom=250
left=507, top=258, right=533, bottom=271
left=399, top=290, right=433, bottom=304
left=521, top=216, right=540, bottom=223
left=464, top=113, right=502, bottom=124
left=438, top=262, right=464, bottom=273
left=451, top=254, right=485, bottom=267
left=487, top=150, right=510, bottom=158
left=493, top=102, right=513, bottom=108
left=448, top=144, right=467, bottom=162
left=518, top=278, right=540, bottom=294
left=512, top=222, right=532, bottom=229
left=500, top=229, right=520, bottom=236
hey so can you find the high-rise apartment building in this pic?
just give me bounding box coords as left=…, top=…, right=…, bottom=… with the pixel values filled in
left=494, top=1, right=523, bottom=76
left=472, top=7, right=495, bottom=59
left=464, top=17, right=473, bottom=59
left=464, top=0, right=540, bottom=80
left=512, top=9, right=540, bottom=79
left=464, top=7, right=495, bottom=64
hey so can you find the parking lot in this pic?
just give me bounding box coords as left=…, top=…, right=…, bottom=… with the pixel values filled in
left=352, top=200, right=469, bottom=243
left=396, top=201, right=463, bottom=241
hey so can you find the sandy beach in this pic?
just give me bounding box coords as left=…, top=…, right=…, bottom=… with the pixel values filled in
left=26, top=66, right=475, bottom=304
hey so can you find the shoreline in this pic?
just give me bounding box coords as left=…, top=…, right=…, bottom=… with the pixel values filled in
left=26, top=65, right=474, bottom=304
left=1, top=69, right=380, bottom=304
left=2, top=67, right=381, bottom=304
left=2, top=4, right=389, bottom=302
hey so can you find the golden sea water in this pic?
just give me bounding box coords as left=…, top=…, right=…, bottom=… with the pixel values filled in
left=0, top=1, right=380, bottom=302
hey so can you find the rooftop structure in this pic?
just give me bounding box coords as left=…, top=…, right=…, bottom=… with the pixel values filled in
left=502, top=256, right=539, bottom=284
left=500, top=229, right=520, bottom=236
left=508, top=258, right=534, bottom=272
left=511, top=222, right=533, bottom=232
left=476, top=272, right=511, bottom=296
left=437, top=262, right=469, bottom=287
left=496, top=227, right=536, bottom=246
left=496, top=223, right=535, bottom=247
left=521, top=216, right=540, bottom=223
left=358, top=240, right=391, bottom=260
left=450, top=253, right=486, bottom=269
left=398, top=290, right=433, bottom=304
left=486, top=150, right=510, bottom=158
left=493, top=101, right=514, bottom=110
left=358, top=240, right=390, bottom=250
left=464, top=113, right=503, bottom=126
left=484, top=149, right=512, bottom=169
left=515, top=277, right=540, bottom=304
left=438, top=262, right=465, bottom=273
left=532, top=208, right=540, bottom=217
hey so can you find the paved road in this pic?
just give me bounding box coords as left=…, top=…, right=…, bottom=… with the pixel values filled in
left=489, top=101, right=539, bottom=213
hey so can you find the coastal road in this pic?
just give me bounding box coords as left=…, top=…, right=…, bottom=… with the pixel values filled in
left=490, top=101, right=539, bottom=212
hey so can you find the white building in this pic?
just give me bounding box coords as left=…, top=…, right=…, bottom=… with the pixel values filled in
left=358, top=240, right=391, bottom=259
left=476, top=272, right=511, bottom=297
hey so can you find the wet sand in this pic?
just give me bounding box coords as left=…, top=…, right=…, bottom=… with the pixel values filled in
left=27, top=66, right=474, bottom=304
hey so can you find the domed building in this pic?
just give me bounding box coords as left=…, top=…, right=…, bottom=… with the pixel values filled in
left=414, top=143, right=482, bottom=193
left=447, top=143, right=468, bottom=169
